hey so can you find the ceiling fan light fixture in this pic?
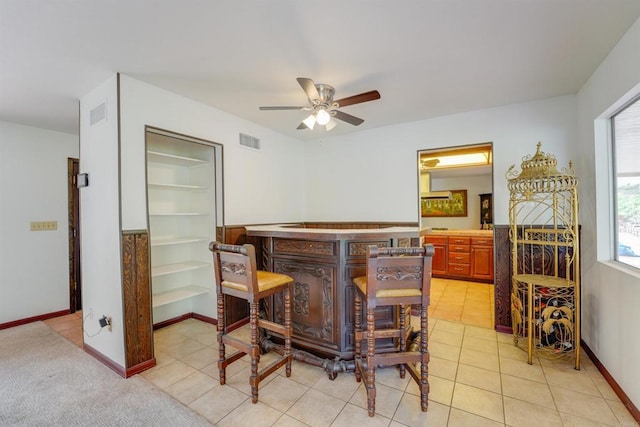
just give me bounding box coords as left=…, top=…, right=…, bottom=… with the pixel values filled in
left=260, top=77, right=380, bottom=131
left=316, top=108, right=331, bottom=125
left=302, top=114, right=316, bottom=130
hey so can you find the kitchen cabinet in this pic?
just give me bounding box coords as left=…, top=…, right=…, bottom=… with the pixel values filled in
left=471, top=237, right=494, bottom=280
left=424, top=235, right=448, bottom=276
left=448, top=236, right=471, bottom=278
left=424, top=232, right=494, bottom=282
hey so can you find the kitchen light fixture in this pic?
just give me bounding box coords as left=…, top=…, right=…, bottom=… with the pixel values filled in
left=420, top=145, right=492, bottom=171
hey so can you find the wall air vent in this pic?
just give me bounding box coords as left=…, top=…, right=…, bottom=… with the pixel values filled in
left=239, top=133, right=261, bottom=150
left=89, top=101, right=107, bottom=126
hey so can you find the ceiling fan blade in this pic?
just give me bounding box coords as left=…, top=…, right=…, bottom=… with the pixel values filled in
left=259, top=106, right=305, bottom=110
left=297, top=122, right=309, bottom=130
left=334, top=90, right=381, bottom=108
left=333, top=110, right=364, bottom=126
left=297, top=77, right=320, bottom=102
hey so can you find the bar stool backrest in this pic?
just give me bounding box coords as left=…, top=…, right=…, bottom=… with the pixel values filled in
left=363, top=244, right=434, bottom=309
left=210, top=242, right=260, bottom=300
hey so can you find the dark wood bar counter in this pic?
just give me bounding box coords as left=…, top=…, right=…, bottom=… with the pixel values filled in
left=245, top=224, right=425, bottom=360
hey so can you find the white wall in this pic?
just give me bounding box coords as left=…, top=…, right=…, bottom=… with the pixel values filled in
left=118, top=75, right=307, bottom=322
left=427, top=174, right=493, bottom=230
left=0, top=121, right=78, bottom=324
left=304, top=95, right=576, bottom=225
left=76, top=73, right=308, bottom=362
left=576, top=16, right=640, bottom=408
left=119, top=74, right=306, bottom=229
left=79, top=75, right=125, bottom=366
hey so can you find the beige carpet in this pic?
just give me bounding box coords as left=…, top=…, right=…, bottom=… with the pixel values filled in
left=0, top=322, right=212, bottom=426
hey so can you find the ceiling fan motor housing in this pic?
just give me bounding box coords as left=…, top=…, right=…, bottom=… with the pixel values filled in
left=314, top=84, right=335, bottom=107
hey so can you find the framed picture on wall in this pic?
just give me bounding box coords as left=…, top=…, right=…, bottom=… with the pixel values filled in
left=421, top=189, right=467, bottom=217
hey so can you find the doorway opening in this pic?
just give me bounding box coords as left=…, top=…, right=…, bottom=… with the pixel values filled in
left=417, top=143, right=495, bottom=328
left=68, top=158, right=81, bottom=313
left=418, top=143, right=493, bottom=230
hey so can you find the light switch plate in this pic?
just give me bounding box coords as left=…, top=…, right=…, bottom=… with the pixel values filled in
left=30, top=221, right=57, bottom=231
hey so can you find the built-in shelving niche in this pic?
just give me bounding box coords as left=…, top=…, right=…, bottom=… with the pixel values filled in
left=145, top=127, right=223, bottom=324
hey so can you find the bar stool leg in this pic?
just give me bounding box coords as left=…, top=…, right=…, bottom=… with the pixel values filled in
left=366, top=307, right=376, bottom=417
left=249, top=302, right=259, bottom=403
left=284, top=285, right=292, bottom=377
left=399, top=304, right=406, bottom=379
left=217, top=292, right=227, bottom=385
left=420, top=304, right=429, bottom=412
left=354, top=291, right=362, bottom=383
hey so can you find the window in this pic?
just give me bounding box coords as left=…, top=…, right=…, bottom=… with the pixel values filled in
left=612, top=96, right=640, bottom=269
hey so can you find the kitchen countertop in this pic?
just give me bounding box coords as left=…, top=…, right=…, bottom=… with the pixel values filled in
left=245, top=224, right=429, bottom=240
left=427, top=229, right=494, bottom=237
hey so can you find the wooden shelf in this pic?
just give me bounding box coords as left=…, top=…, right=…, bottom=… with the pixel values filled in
left=147, top=150, right=207, bottom=166
left=151, top=261, right=209, bottom=277
left=149, top=212, right=209, bottom=216
left=150, top=236, right=209, bottom=247
left=152, top=285, right=210, bottom=308
left=148, top=182, right=208, bottom=191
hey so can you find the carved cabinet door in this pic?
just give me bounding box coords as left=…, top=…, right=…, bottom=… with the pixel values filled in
left=272, top=259, right=337, bottom=347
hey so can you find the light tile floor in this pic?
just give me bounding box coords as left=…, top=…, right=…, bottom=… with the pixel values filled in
left=43, top=309, right=83, bottom=346
left=44, top=279, right=638, bottom=426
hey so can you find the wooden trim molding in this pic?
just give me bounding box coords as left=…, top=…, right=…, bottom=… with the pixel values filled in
left=191, top=311, right=249, bottom=332
left=0, top=309, right=70, bottom=330
left=151, top=312, right=254, bottom=333
left=125, top=358, right=156, bottom=378
left=493, top=225, right=511, bottom=331
left=153, top=313, right=193, bottom=330
left=84, top=343, right=126, bottom=378
left=581, top=340, right=640, bottom=423
left=192, top=312, right=217, bottom=325
left=152, top=312, right=238, bottom=330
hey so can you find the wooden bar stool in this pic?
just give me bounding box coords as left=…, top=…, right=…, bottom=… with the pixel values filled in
left=209, top=242, right=293, bottom=403
left=353, top=244, right=434, bottom=416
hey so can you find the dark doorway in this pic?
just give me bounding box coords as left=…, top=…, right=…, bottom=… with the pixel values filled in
left=68, top=158, right=81, bottom=313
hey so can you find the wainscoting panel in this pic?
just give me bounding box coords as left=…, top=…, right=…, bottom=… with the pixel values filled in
left=122, top=230, right=154, bottom=373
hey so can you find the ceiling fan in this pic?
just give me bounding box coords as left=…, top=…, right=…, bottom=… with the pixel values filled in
left=259, top=77, right=381, bottom=131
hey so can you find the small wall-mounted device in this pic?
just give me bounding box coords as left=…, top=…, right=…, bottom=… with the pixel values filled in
left=77, top=173, right=89, bottom=188
left=76, top=173, right=89, bottom=188
left=98, top=315, right=112, bottom=332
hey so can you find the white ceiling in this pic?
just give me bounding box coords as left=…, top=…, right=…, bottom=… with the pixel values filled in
left=2, top=1, right=640, bottom=141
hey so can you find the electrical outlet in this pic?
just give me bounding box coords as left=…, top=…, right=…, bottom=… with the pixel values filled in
left=107, top=316, right=112, bottom=332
